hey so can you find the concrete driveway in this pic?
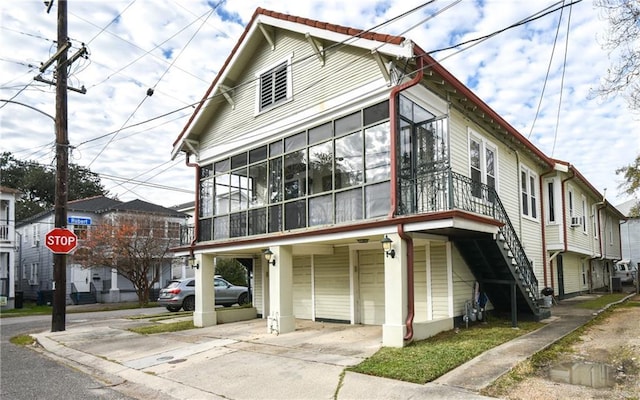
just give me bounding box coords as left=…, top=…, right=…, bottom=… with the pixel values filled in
left=36, top=317, right=386, bottom=399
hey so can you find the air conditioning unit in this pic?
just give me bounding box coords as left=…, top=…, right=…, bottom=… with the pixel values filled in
left=28, top=279, right=38, bottom=286
left=570, top=216, right=582, bottom=227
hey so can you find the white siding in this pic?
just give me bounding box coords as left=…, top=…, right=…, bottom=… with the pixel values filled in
left=314, top=246, right=350, bottom=321
left=199, top=30, right=383, bottom=157
left=430, top=242, right=449, bottom=319
left=451, top=246, right=476, bottom=316
left=413, top=245, right=428, bottom=322
left=253, top=263, right=263, bottom=315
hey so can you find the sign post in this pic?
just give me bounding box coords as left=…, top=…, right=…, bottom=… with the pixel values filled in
left=45, top=228, right=78, bottom=254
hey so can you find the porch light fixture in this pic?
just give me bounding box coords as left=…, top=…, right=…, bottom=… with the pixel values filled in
left=263, top=249, right=276, bottom=266
left=381, top=235, right=395, bottom=258
left=187, top=254, right=199, bottom=270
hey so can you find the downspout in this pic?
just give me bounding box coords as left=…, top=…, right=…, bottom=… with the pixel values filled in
left=388, top=48, right=424, bottom=342
left=185, top=153, right=200, bottom=255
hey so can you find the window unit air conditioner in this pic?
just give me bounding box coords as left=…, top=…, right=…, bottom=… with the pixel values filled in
left=570, top=216, right=582, bottom=227
left=28, top=279, right=38, bottom=286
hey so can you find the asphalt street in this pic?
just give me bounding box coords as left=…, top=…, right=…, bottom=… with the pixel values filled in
left=0, top=307, right=166, bottom=400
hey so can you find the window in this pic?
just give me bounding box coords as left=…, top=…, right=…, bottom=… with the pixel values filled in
left=581, top=196, right=587, bottom=233
left=199, top=101, right=390, bottom=239
left=73, top=224, right=88, bottom=240
left=581, top=261, right=586, bottom=285
left=546, top=180, right=556, bottom=223
left=32, top=224, right=39, bottom=246
left=568, top=188, right=574, bottom=218
left=520, top=166, right=537, bottom=219
left=29, top=263, right=39, bottom=285
left=258, top=60, right=291, bottom=111
left=468, top=132, right=497, bottom=198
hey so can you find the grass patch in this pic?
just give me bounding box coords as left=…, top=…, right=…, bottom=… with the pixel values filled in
left=10, top=334, right=36, bottom=346
left=128, top=320, right=196, bottom=335
left=349, top=318, right=542, bottom=384
left=1, top=301, right=160, bottom=318
left=575, top=293, right=627, bottom=309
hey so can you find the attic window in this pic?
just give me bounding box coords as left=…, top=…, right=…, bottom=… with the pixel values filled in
left=258, top=60, right=290, bottom=111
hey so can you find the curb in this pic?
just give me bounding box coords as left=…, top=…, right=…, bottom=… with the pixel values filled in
left=32, top=333, right=224, bottom=400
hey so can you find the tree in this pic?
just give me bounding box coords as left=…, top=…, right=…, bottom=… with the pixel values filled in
left=215, top=258, right=248, bottom=286
left=0, top=152, right=107, bottom=220
left=593, top=0, right=640, bottom=111
left=617, top=154, right=640, bottom=216
left=74, top=214, right=179, bottom=306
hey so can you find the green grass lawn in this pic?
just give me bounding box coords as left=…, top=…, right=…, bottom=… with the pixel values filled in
left=349, top=318, right=542, bottom=384
left=0, top=301, right=160, bottom=318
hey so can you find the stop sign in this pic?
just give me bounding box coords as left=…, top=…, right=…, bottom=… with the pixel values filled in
left=45, top=228, right=78, bottom=254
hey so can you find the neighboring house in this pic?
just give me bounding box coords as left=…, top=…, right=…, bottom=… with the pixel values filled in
left=16, top=196, right=187, bottom=305
left=617, top=198, right=640, bottom=277
left=544, top=161, right=625, bottom=297
left=0, top=186, right=20, bottom=309
left=169, top=8, right=623, bottom=347
left=170, top=201, right=196, bottom=280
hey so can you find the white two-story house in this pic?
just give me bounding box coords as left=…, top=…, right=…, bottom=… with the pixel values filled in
left=1, top=186, right=20, bottom=309
left=170, top=8, right=622, bottom=347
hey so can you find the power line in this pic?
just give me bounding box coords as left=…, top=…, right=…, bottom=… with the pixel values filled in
left=551, top=1, right=574, bottom=157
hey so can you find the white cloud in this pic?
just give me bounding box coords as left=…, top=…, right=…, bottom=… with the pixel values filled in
left=1, top=0, right=637, bottom=209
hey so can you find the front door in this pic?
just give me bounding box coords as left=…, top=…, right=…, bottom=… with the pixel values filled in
left=557, top=255, right=565, bottom=299
left=70, top=264, right=91, bottom=292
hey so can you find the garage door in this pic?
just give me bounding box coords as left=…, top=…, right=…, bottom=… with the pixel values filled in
left=293, top=256, right=312, bottom=319
left=314, top=247, right=350, bottom=322
left=358, top=249, right=385, bottom=325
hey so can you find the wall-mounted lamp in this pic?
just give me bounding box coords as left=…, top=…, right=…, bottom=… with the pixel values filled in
left=187, top=254, right=199, bottom=269
left=381, top=235, right=395, bottom=258
left=263, top=249, right=276, bottom=266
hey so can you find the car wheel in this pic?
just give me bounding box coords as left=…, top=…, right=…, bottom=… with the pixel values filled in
left=238, top=293, right=249, bottom=305
left=183, top=296, right=195, bottom=311
left=166, top=306, right=181, bottom=312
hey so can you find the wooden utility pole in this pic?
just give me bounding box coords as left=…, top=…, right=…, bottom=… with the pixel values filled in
left=52, top=0, right=69, bottom=332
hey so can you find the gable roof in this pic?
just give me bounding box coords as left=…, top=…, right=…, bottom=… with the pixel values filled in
left=172, top=7, right=553, bottom=170
left=105, top=199, right=187, bottom=218
left=16, top=196, right=186, bottom=227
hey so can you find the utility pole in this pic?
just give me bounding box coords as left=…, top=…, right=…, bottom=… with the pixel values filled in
left=52, top=0, right=69, bottom=332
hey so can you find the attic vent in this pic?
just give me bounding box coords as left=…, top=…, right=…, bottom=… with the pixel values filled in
left=259, top=61, right=288, bottom=111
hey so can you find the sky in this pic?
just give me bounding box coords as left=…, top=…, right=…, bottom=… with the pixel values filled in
left=1, top=0, right=638, bottom=210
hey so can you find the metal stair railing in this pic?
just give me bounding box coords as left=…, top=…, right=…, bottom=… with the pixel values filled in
left=448, top=172, right=540, bottom=310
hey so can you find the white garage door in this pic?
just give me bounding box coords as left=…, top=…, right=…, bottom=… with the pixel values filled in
left=358, top=249, right=385, bottom=325
left=293, top=256, right=312, bottom=319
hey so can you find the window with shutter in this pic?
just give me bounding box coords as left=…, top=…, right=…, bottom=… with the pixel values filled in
left=259, top=61, right=289, bottom=111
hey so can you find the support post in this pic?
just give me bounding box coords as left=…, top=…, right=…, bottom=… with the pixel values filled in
left=511, top=282, right=518, bottom=328
left=52, top=0, right=69, bottom=333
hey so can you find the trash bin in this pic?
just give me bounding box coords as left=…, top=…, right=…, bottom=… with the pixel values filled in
left=14, top=291, right=23, bottom=309
left=612, top=277, right=622, bottom=292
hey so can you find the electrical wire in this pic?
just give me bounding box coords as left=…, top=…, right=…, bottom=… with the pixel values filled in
left=527, top=2, right=567, bottom=139
left=551, top=1, right=573, bottom=157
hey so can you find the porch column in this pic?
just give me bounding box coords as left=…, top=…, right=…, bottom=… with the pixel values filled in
left=267, top=245, right=295, bottom=334
left=383, top=233, right=408, bottom=347
left=109, top=267, right=120, bottom=302
left=194, top=253, right=216, bottom=327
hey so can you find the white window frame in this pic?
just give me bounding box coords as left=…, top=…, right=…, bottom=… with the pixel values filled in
left=468, top=129, right=498, bottom=197
left=568, top=187, right=574, bottom=218
left=255, top=55, right=293, bottom=114
left=32, top=224, right=39, bottom=247
left=591, top=204, right=598, bottom=239
left=581, top=195, right=588, bottom=234
left=545, top=178, right=558, bottom=224
left=520, top=165, right=538, bottom=220
left=29, top=263, right=39, bottom=285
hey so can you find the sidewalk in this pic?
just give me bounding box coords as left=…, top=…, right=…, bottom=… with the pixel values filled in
left=32, top=292, right=636, bottom=400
